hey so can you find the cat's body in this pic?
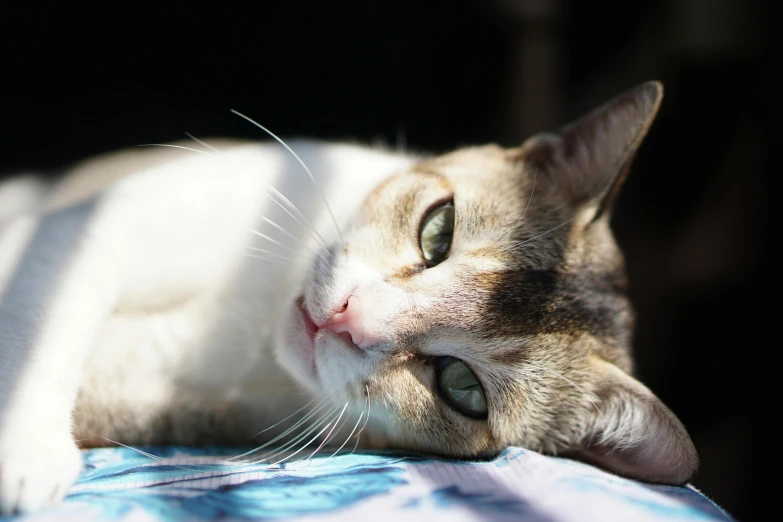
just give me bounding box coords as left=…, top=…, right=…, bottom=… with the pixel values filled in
left=0, top=83, right=698, bottom=515
left=0, top=140, right=412, bottom=446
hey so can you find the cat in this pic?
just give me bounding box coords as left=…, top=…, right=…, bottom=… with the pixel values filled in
left=0, top=81, right=697, bottom=515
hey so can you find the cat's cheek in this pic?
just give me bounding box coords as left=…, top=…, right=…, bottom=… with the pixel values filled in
left=273, top=305, right=321, bottom=395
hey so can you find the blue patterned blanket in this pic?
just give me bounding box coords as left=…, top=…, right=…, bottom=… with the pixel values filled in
left=2, top=447, right=732, bottom=521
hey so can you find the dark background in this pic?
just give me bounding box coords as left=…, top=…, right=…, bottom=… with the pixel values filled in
left=1, top=1, right=764, bottom=519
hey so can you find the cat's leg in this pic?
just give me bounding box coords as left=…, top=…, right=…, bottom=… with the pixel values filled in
left=0, top=201, right=120, bottom=515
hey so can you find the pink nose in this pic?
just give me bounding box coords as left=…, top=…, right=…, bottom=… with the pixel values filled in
left=322, top=295, right=368, bottom=348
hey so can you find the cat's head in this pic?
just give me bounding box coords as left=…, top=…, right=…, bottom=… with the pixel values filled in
left=276, top=82, right=698, bottom=485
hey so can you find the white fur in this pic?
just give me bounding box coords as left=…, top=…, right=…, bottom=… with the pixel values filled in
left=0, top=140, right=414, bottom=514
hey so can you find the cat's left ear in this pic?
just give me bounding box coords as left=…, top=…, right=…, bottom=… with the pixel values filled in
left=518, top=81, right=663, bottom=218
left=563, top=357, right=699, bottom=485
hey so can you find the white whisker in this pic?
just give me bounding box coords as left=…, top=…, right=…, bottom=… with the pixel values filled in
left=248, top=229, right=296, bottom=254
left=138, top=144, right=213, bottom=156
left=268, top=187, right=327, bottom=247
left=267, top=409, right=342, bottom=467
left=185, top=132, right=223, bottom=154
left=228, top=395, right=335, bottom=461
left=245, top=246, right=294, bottom=260
left=245, top=253, right=295, bottom=269
left=350, top=431, right=361, bottom=455
left=241, top=405, right=339, bottom=465
left=98, top=436, right=165, bottom=462
left=246, top=252, right=304, bottom=264
left=260, top=217, right=317, bottom=253
left=251, top=391, right=330, bottom=438
left=245, top=252, right=316, bottom=272
left=97, top=436, right=202, bottom=472
left=244, top=403, right=341, bottom=464
left=350, top=384, right=371, bottom=454
left=245, top=246, right=312, bottom=266
left=231, top=109, right=343, bottom=243
left=305, top=402, right=348, bottom=460
left=325, top=411, right=364, bottom=461
left=266, top=194, right=326, bottom=248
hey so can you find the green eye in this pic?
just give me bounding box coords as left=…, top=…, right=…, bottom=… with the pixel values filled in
left=436, top=357, right=488, bottom=419
left=419, top=202, right=454, bottom=266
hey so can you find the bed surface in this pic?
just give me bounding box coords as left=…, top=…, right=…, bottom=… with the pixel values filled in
left=2, top=446, right=732, bottom=522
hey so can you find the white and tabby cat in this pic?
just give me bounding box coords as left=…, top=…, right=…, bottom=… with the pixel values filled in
left=0, top=82, right=697, bottom=514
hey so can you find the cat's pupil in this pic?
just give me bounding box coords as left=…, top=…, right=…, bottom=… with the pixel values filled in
left=419, top=202, right=454, bottom=266
left=436, top=357, right=488, bottom=419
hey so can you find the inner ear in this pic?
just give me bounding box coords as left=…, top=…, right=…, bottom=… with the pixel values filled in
left=563, top=357, right=699, bottom=485
left=518, top=81, right=663, bottom=217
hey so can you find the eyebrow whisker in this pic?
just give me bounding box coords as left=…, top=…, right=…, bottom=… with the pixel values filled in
left=231, top=109, right=343, bottom=243
left=137, top=143, right=213, bottom=156
left=184, top=132, right=223, bottom=154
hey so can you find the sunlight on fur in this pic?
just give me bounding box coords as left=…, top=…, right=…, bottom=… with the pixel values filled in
left=0, top=82, right=698, bottom=515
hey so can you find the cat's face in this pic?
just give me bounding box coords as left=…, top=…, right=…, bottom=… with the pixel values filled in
left=275, top=82, right=699, bottom=485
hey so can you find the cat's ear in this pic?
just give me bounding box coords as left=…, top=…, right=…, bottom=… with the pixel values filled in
left=563, top=357, right=699, bottom=485
left=519, top=81, right=663, bottom=217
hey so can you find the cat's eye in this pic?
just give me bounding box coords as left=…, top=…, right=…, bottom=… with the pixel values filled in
left=436, top=357, right=488, bottom=419
left=419, top=202, right=454, bottom=266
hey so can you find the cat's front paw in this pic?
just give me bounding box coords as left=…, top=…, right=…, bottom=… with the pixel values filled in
left=0, top=432, right=83, bottom=515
